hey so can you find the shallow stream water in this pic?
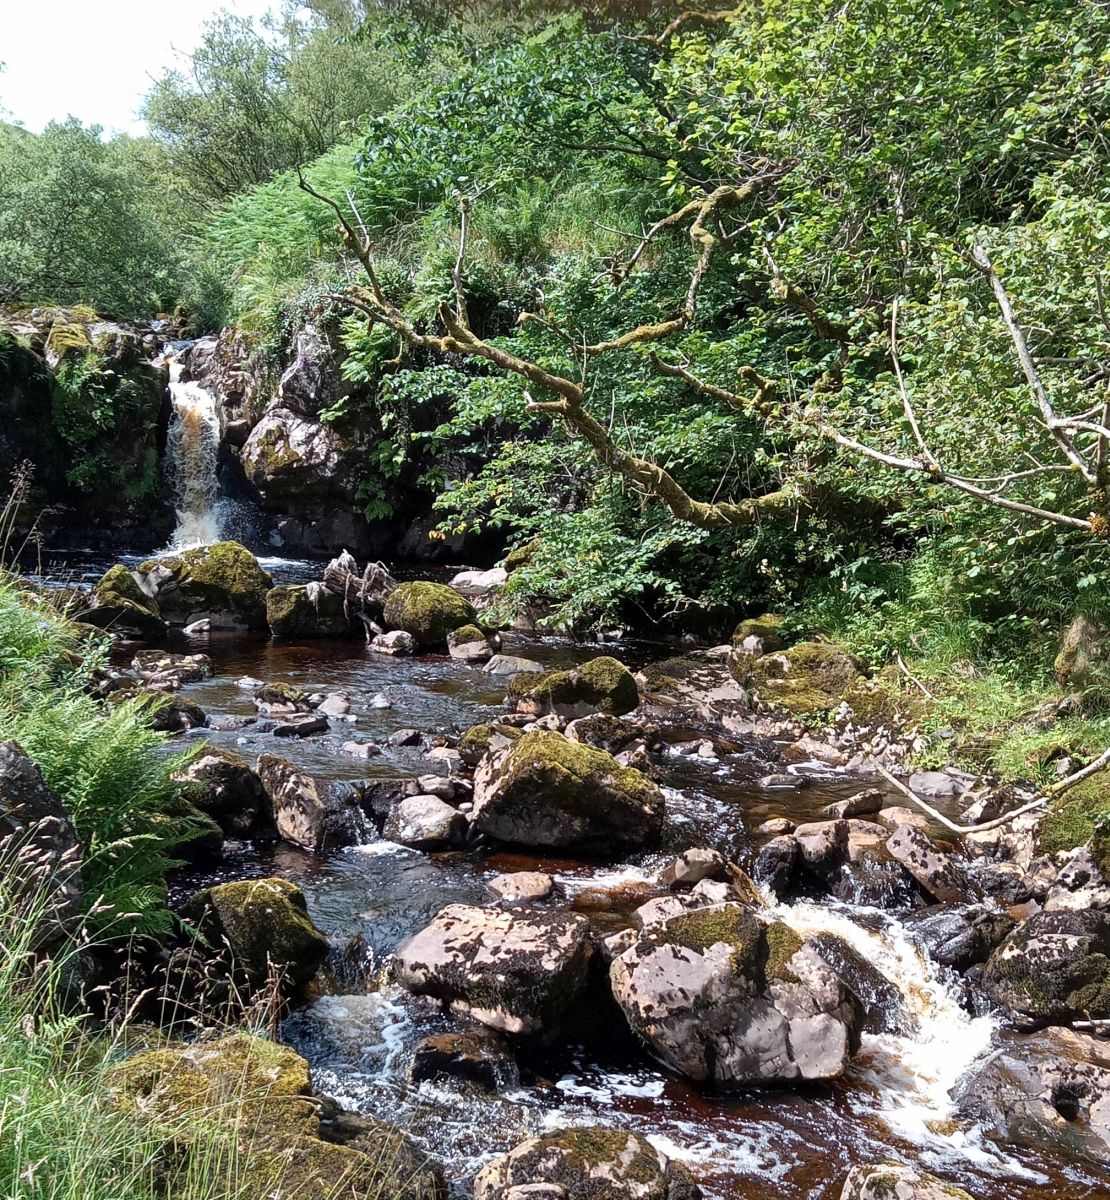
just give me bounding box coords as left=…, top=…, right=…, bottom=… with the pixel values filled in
left=33, top=548, right=1110, bottom=1200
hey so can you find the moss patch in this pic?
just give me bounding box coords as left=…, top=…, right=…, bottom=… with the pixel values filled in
left=1041, top=775, right=1110, bottom=854
left=763, top=921, right=804, bottom=983
left=750, top=640, right=863, bottom=715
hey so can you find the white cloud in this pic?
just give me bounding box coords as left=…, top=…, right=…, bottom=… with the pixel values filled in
left=0, top=0, right=278, bottom=135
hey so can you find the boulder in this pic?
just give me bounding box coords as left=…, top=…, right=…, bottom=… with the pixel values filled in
left=110, top=1033, right=444, bottom=1200
left=176, top=748, right=273, bottom=838
left=904, top=905, right=1015, bottom=972
left=609, top=903, right=864, bottom=1085
left=371, top=630, right=417, bottom=656
left=747, top=641, right=863, bottom=715
left=383, top=581, right=477, bottom=649
left=408, top=1030, right=518, bottom=1091
left=1044, top=842, right=1110, bottom=911
left=449, top=567, right=508, bottom=596
left=393, top=903, right=593, bottom=1037
left=383, top=795, right=467, bottom=849
left=660, top=848, right=727, bottom=889
left=0, top=740, right=83, bottom=946
left=257, top=755, right=368, bottom=852
left=565, top=713, right=649, bottom=756
left=82, top=564, right=165, bottom=640
left=731, top=613, right=785, bottom=652
left=182, top=877, right=329, bottom=991
left=885, top=825, right=970, bottom=904
left=821, top=788, right=884, bottom=820
left=137, top=542, right=273, bottom=631
left=488, top=871, right=554, bottom=902
left=272, top=713, right=329, bottom=738
left=267, top=583, right=356, bottom=638
left=473, top=1128, right=700, bottom=1200
left=275, top=327, right=348, bottom=419
left=255, top=682, right=310, bottom=713
left=839, top=1164, right=973, bottom=1200
left=752, top=835, right=799, bottom=898
left=982, top=910, right=1110, bottom=1026
left=457, top=722, right=522, bottom=767
left=447, top=623, right=497, bottom=662
left=953, top=1026, right=1110, bottom=1168
left=483, top=654, right=544, bottom=676
left=510, top=656, right=639, bottom=719
left=242, top=407, right=362, bottom=507
left=132, top=650, right=213, bottom=687
left=149, top=694, right=207, bottom=731
left=471, top=731, right=664, bottom=855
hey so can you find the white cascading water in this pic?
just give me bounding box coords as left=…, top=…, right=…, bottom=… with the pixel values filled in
left=166, top=358, right=223, bottom=548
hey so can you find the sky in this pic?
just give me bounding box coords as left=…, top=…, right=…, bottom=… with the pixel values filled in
left=0, top=0, right=279, bottom=135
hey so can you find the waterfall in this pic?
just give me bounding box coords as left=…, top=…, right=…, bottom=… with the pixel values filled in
left=166, top=359, right=223, bottom=548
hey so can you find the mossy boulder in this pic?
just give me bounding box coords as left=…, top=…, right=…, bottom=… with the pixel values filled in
left=1093, top=818, right=1110, bottom=884
left=747, top=640, right=864, bottom=715
left=731, top=613, right=786, bottom=651
left=81, top=563, right=166, bottom=640
left=472, top=730, right=664, bottom=855
left=981, top=910, right=1110, bottom=1026
left=181, top=877, right=329, bottom=992
left=610, top=902, right=864, bottom=1085
left=457, top=722, right=523, bottom=767
left=446, top=622, right=496, bottom=661
left=110, top=1033, right=444, bottom=1200
left=502, top=537, right=539, bottom=573
left=474, top=1127, right=700, bottom=1200
left=137, top=541, right=273, bottom=631
left=267, top=583, right=355, bottom=638
left=510, top=655, right=640, bottom=718
left=383, top=581, right=477, bottom=648
left=176, top=748, right=273, bottom=839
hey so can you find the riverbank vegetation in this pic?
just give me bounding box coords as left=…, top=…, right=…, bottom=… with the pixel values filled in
left=2, top=1, right=1110, bottom=809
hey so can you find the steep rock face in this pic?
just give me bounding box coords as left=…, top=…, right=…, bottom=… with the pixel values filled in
left=474, top=1129, right=701, bottom=1200
left=609, top=903, right=864, bottom=1085
left=472, top=731, right=665, bottom=854
left=0, top=310, right=173, bottom=547
left=394, top=903, right=594, bottom=1038
left=0, top=740, right=83, bottom=947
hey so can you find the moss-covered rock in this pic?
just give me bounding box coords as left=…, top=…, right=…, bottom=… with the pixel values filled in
left=731, top=613, right=786, bottom=651
left=839, top=1163, right=973, bottom=1200
left=383, top=581, right=477, bottom=648
left=457, top=722, right=523, bottom=767
left=176, top=748, right=273, bottom=839
left=446, top=622, right=496, bottom=661
left=748, top=640, right=864, bottom=715
left=981, top=910, right=1110, bottom=1026
left=511, top=655, right=640, bottom=718
left=502, top=537, right=539, bottom=573
left=267, top=583, right=355, bottom=638
left=81, top=563, right=166, bottom=640
left=472, top=730, right=664, bottom=854
left=110, top=1033, right=444, bottom=1200
left=181, top=877, right=329, bottom=992
left=138, top=541, right=273, bottom=630
left=1093, top=818, right=1110, bottom=884
left=474, top=1127, right=700, bottom=1200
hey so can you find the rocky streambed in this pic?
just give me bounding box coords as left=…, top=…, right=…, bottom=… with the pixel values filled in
left=20, top=544, right=1110, bottom=1200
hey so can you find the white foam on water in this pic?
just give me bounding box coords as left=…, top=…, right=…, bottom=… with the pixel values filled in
left=767, top=899, right=1044, bottom=1180
left=552, top=865, right=656, bottom=892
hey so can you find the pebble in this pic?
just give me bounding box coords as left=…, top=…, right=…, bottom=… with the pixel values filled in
left=755, top=817, right=795, bottom=836
left=759, top=773, right=809, bottom=790
left=273, top=713, right=328, bottom=737
left=487, top=871, right=553, bottom=902
left=369, top=692, right=393, bottom=709
left=388, top=728, right=422, bottom=747
left=236, top=676, right=265, bottom=691
left=317, top=693, right=351, bottom=717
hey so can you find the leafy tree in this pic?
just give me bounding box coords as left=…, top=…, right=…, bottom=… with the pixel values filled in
left=0, top=119, right=178, bottom=317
